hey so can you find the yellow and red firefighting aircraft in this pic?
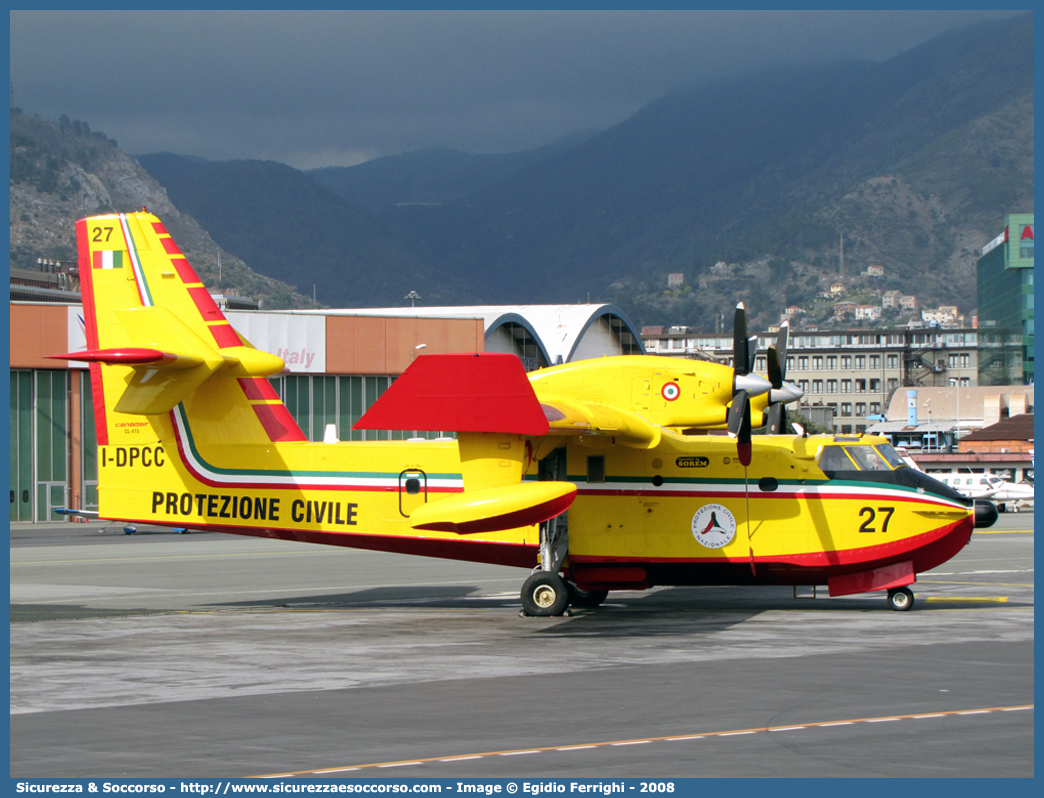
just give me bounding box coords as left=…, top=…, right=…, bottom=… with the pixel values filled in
left=54, top=210, right=997, bottom=615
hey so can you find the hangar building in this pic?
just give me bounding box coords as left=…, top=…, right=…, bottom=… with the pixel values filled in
left=9, top=300, right=644, bottom=522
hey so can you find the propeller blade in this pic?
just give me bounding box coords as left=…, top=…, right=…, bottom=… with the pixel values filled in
left=727, top=389, right=748, bottom=436
left=775, top=322, right=789, bottom=380
left=766, top=401, right=786, bottom=435
left=733, top=303, right=748, bottom=375
left=727, top=389, right=753, bottom=466
left=747, top=335, right=758, bottom=375
left=767, top=345, right=782, bottom=389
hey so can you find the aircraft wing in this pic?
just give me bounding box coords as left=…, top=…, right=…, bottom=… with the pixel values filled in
left=539, top=395, right=661, bottom=449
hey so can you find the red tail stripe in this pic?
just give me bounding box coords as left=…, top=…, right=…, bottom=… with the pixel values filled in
left=76, top=218, right=109, bottom=446
left=252, top=404, right=308, bottom=442
left=209, top=323, right=243, bottom=348
left=239, top=377, right=280, bottom=402
left=160, top=237, right=181, bottom=255
left=171, top=257, right=201, bottom=284
left=186, top=286, right=224, bottom=321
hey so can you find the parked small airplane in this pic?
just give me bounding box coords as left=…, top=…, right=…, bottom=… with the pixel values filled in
left=989, top=479, right=1034, bottom=512
left=934, top=473, right=1002, bottom=500
left=53, top=211, right=997, bottom=614
left=935, top=473, right=1034, bottom=512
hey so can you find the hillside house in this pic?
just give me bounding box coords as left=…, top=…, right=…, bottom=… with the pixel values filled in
left=856, top=305, right=882, bottom=321
left=882, top=290, right=903, bottom=309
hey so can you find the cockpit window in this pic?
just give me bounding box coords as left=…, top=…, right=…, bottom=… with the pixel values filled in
left=846, top=446, right=892, bottom=471
left=873, top=443, right=905, bottom=469
left=818, top=445, right=895, bottom=473
left=818, top=445, right=856, bottom=472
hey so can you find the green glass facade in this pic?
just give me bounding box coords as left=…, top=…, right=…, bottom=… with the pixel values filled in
left=9, top=370, right=69, bottom=522
left=977, top=213, right=1034, bottom=385
left=278, top=374, right=453, bottom=441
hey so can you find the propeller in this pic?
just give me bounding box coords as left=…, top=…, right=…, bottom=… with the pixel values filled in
left=765, top=322, right=804, bottom=434
left=728, top=303, right=769, bottom=466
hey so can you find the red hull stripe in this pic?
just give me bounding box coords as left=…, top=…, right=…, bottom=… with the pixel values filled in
left=569, top=518, right=971, bottom=570
left=253, top=404, right=309, bottom=442
left=576, top=487, right=957, bottom=508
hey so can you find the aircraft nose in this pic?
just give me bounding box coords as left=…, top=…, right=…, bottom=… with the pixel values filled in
left=974, top=500, right=998, bottom=528
left=734, top=372, right=772, bottom=397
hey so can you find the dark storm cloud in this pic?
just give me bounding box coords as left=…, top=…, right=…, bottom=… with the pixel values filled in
left=10, top=9, right=1023, bottom=169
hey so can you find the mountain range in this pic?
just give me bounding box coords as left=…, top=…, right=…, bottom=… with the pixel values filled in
left=12, top=14, right=1033, bottom=330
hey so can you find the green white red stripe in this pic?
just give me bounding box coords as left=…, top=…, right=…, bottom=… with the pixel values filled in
left=93, top=250, right=123, bottom=269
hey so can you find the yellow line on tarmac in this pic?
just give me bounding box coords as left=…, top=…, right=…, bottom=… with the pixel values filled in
left=254, top=703, right=1034, bottom=778
left=976, top=529, right=1033, bottom=535
left=924, top=596, right=1009, bottom=603
left=12, top=551, right=327, bottom=566
left=920, top=579, right=1034, bottom=587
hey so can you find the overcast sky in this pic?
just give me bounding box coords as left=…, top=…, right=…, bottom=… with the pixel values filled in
left=10, top=9, right=1023, bottom=170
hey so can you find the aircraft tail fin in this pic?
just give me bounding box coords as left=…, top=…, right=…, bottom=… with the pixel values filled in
left=55, top=211, right=302, bottom=446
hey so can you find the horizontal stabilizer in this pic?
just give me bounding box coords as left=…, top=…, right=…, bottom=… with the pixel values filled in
left=53, top=508, right=100, bottom=518
left=409, top=481, right=576, bottom=534
left=355, top=353, right=549, bottom=435
left=50, top=348, right=204, bottom=368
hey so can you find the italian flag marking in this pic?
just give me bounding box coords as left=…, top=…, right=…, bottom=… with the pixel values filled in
left=93, top=250, right=124, bottom=269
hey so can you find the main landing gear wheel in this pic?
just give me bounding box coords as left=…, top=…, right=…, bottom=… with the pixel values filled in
left=887, top=586, right=914, bottom=612
left=521, top=571, right=570, bottom=616
left=566, top=581, right=609, bottom=608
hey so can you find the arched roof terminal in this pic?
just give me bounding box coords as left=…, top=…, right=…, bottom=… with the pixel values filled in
left=307, top=304, right=645, bottom=369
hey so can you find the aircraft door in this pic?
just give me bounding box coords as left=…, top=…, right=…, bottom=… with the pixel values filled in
left=398, top=469, right=427, bottom=518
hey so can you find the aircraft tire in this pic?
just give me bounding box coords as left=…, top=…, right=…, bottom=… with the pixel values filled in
left=521, top=572, right=570, bottom=616
left=566, top=582, right=609, bottom=608
left=887, top=586, right=914, bottom=612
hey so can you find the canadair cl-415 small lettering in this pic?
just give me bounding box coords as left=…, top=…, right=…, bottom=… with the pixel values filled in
left=53, top=211, right=997, bottom=614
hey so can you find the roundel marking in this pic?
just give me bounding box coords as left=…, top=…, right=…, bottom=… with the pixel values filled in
left=691, top=504, right=737, bottom=549
left=661, top=382, right=680, bottom=401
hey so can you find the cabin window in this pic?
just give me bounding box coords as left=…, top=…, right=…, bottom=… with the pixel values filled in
left=587, top=456, right=606, bottom=483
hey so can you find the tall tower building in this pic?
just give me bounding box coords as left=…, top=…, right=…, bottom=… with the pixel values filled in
left=977, top=213, right=1034, bottom=385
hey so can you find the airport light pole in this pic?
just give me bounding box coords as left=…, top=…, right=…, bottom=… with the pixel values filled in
left=923, top=399, right=932, bottom=452
left=949, top=377, right=960, bottom=452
